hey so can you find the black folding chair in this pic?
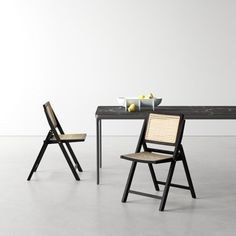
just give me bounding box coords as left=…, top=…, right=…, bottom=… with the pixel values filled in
left=121, top=113, right=196, bottom=211
left=27, top=102, right=86, bottom=181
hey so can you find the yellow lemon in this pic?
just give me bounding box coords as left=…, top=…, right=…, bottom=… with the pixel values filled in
left=128, top=104, right=136, bottom=112
left=138, top=95, right=145, bottom=99
left=147, top=93, right=154, bottom=99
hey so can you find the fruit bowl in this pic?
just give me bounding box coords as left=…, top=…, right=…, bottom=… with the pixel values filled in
left=117, top=97, right=162, bottom=111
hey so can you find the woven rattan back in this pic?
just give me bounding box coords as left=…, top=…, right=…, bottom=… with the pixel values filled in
left=145, top=113, right=181, bottom=145
left=44, top=102, right=58, bottom=128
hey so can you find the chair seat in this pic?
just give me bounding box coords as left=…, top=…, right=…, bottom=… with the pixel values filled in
left=50, top=133, right=87, bottom=142
left=121, top=151, right=173, bottom=163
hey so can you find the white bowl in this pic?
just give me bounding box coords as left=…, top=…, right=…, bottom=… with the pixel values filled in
left=117, top=97, right=162, bottom=109
left=117, top=97, right=125, bottom=106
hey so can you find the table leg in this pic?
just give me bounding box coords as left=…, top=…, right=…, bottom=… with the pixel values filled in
left=99, top=119, right=102, bottom=168
left=96, top=118, right=101, bottom=185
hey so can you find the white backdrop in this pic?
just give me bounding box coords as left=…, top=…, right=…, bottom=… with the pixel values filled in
left=0, top=0, right=236, bottom=135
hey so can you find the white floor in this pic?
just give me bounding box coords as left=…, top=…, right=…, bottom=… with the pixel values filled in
left=0, top=136, right=236, bottom=236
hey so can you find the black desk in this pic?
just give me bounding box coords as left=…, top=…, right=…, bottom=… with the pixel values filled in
left=95, top=106, right=236, bottom=184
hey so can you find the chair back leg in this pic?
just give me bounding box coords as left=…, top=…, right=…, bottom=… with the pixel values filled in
left=65, top=142, right=83, bottom=172
left=58, top=142, right=80, bottom=181
left=122, top=161, right=137, bottom=203
left=179, top=145, right=196, bottom=198
left=148, top=163, right=160, bottom=191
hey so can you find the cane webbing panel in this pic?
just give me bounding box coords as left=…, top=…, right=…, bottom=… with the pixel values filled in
left=51, top=133, right=87, bottom=141
left=145, top=114, right=180, bottom=144
left=121, top=151, right=172, bottom=163
left=45, top=104, right=57, bottom=128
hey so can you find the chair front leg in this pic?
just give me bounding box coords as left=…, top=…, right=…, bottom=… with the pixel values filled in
left=27, top=141, right=48, bottom=181
left=159, top=161, right=176, bottom=211
left=65, top=142, right=83, bottom=172
left=122, top=161, right=137, bottom=203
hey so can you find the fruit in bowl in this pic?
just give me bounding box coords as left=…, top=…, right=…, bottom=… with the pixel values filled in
left=117, top=93, right=162, bottom=111
left=143, top=93, right=154, bottom=99
left=138, top=95, right=145, bottom=99
left=147, top=93, right=154, bottom=99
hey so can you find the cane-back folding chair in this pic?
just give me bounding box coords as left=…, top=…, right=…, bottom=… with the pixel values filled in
left=121, top=113, right=196, bottom=211
left=27, top=102, right=86, bottom=181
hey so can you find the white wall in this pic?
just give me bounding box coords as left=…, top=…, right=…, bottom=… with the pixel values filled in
left=0, top=0, right=236, bottom=136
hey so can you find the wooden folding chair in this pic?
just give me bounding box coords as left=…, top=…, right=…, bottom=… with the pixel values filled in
left=27, top=102, right=86, bottom=181
left=121, top=113, right=196, bottom=211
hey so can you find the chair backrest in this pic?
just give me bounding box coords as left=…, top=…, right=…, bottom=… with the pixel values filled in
left=144, top=113, right=184, bottom=146
left=43, top=102, right=58, bottom=129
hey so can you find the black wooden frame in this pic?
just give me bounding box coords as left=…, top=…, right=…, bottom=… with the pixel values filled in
left=121, top=113, right=196, bottom=211
left=27, top=102, right=84, bottom=181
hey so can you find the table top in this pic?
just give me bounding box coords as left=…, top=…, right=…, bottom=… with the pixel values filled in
left=96, top=106, right=236, bottom=119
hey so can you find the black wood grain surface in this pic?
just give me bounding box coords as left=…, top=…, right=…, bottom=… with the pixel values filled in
left=96, top=106, right=236, bottom=119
